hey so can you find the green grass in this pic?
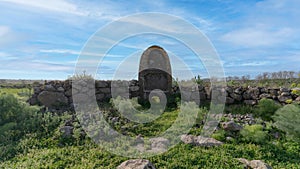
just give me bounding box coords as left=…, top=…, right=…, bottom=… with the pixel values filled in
left=0, top=87, right=32, bottom=102
left=1, top=90, right=300, bottom=168
left=1, top=139, right=299, bottom=169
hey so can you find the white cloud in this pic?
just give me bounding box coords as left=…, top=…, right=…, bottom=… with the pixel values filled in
left=221, top=27, right=294, bottom=47
left=0, top=52, right=17, bottom=60
left=0, top=26, right=10, bottom=37
left=0, top=0, right=88, bottom=16
left=40, top=49, right=80, bottom=55
left=0, top=26, right=26, bottom=47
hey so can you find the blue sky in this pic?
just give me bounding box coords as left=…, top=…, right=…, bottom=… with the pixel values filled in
left=0, top=0, right=299, bottom=80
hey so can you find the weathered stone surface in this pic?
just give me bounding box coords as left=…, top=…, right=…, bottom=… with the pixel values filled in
left=221, top=121, right=243, bottom=131
left=38, top=91, right=68, bottom=108
left=139, top=46, right=172, bottom=100
left=117, top=159, right=156, bottom=169
left=181, top=134, right=223, bottom=147
left=237, top=158, right=272, bottom=169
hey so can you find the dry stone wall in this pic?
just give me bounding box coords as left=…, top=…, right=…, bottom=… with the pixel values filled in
left=28, top=80, right=300, bottom=112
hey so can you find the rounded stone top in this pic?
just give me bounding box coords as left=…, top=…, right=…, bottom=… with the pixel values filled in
left=147, top=45, right=164, bottom=50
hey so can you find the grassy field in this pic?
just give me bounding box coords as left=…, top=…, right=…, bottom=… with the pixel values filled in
left=0, top=86, right=300, bottom=168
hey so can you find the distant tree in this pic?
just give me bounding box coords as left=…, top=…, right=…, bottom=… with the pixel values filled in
left=288, top=71, right=295, bottom=79
left=262, top=72, right=269, bottom=80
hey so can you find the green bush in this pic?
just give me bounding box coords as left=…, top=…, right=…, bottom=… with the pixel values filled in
left=273, top=104, right=300, bottom=141
left=291, top=89, right=300, bottom=96
left=212, top=129, right=226, bottom=141
left=0, top=94, right=40, bottom=140
left=240, top=124, right=267, bottom=144
left=255, top=98, right=281, bottom=121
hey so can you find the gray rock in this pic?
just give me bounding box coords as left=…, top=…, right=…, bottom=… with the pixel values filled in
left=57, top=87, right=65, bottom=92
left=181, top=134, right=223, bottom=147
left=117, top=159, right=156, bottom=169
left=37, top=91, right=68, bottom=108
left=259, top=93, right=272, bottom=99
left=221, top=121, right=243, bottom=131
left=33, top=87, right=41, bottom=94
left=278, top=95, right=292, bottom=102
left=280, top=92, right=290, bottom=96
left=244, top=100, right=256, bottom=105
left=149, top=137, right=170, bottom=152
left=130, top=86, right=140, bottom=92
left=226, top=97, right=235, bottom=104
left=226, top=136, right=234, bottom=142
left=44, top=84, right=56, bottom=91
left=268, top=89, right=279, bottom=96
left=234, top=87, right=243, bottom=94
left=280, top=87, right=289, bottom=92
left=231, top=93, right=243, bottom=101
left=237, top=158, right=272, bottom=169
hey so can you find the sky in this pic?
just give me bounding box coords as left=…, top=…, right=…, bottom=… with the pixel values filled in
left=0, top=0, right=299, bottom=80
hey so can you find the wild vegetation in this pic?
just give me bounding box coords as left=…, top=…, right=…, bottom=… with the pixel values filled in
left=0, top=75, right=300, bottom=168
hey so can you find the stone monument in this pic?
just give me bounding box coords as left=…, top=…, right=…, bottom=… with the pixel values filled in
left=138, top=45, right=172, bottom=101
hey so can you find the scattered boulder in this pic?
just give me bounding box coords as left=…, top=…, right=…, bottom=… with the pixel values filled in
left=117, top=159, right=156, bottom=169
left=181, top=134, right=223, bottom=147
left=221, top=121, right=243, bottom=131
left=237, top=158, right=272, bottom=169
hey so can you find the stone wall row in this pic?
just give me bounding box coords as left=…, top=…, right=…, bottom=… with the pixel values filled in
left=28, top=80, right=300, bottom=112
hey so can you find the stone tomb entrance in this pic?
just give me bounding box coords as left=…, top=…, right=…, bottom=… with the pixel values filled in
left=138, top=45, right=172, bottom=101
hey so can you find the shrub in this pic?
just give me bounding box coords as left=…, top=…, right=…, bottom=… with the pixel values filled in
left=285, top=99, right=293, bottom=104
left=240, top=124, right=267, bottom=144
left=255, top=98, right=281, bottom=121
left=273, top=104, right=300, bottom=141
left=291, top=89, right=300, bottom=96
left=212, top=129, right=226, bottom=141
